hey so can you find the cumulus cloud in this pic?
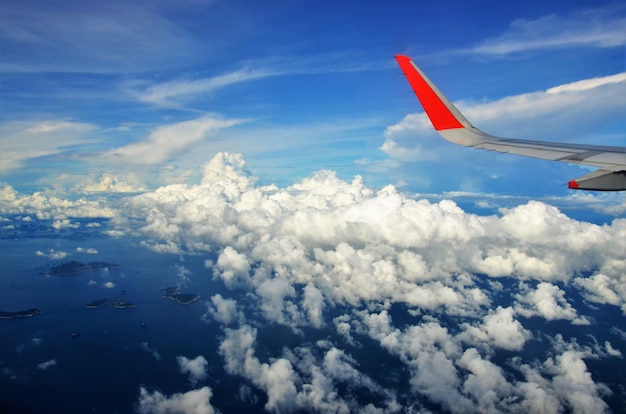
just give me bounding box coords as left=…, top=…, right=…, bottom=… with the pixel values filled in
left=518, top=341, right=611, bottom=414
left=574, top=260, right=626, bottom=313
left=52, top=219, right=79, bottom=230
left=136, top=386, right=216, bottom=414
left=76, top=247, right=98, bottom=254
left=79, top=174, right=147, bottom=193
left=37, top=359, right=57, bottom=371
left=461, top=307, right=531, bottom=351
left=177, top=355, right=208, bottom=385
left=219, top=325, right=397, bottom=413
left=119, top=152, right=625, bottom=413
left=0, top=184, right=115, bottom=221
left=125, top=153, right=626, bottom=305
left=604, top=342, right=622, bottom=358
left=204, top=294, right=243, bottom=326
left=36, top=248, right=69, bottom=260
left=515, top=282, right=589, bottom=324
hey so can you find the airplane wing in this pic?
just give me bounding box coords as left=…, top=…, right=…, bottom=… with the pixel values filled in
left=395, top=55, right=626, bottom=191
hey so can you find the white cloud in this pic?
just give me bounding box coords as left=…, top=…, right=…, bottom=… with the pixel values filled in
left=214, top=246, right=251, bottom=287
left=302, top=284, right=325, bottom=328
left=218, top=325, right=300, bottom=412
left=125, top=152, right=626, bottom=312
left=141, top=343, right=161, bottom=361
left=103, top=115, right=243, bottom=165
left=174, top=264, right=191, bottom=287
left=0, top=184, right=115, bottom=221
left=136, top=386, right=216, bottom=414
left=458, top=348, right=514, bottom=412
left=79, top=175, right=147, bottom=193
left=103, top=282, right=116, bottom=289
left=604, top=341, right=622, bottom=358
left=574, top=260, right=626, bottom=313
left=544, top=350, right=610, bottom=414
left=466, top=7, right=626, bottom=56
left=37, top=359, right=57, bottom=370
left=134, top=66, right=279, bottom=106
left=52, top=219, right=79, bottom=230
left=177, top=355, right=208, bottom=385
left=515, top=282, right=589, bottom=324
left=76, top=247, right=98, bottom=254
left=131, top=52, right=390, bottom=107
left=0, top=120, right=96, bottom=172
left=204, top=294, right=243, bottom=326
left=461, top=307, right=531, bottom=351
left=36, top=248, right=69, bottom=260
left=218, top=325, right=398, bottom=413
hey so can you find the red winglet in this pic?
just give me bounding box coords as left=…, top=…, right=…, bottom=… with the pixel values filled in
left=568, top=179, right=579, bottom=189
left=395, top=55, right=464, bottom=131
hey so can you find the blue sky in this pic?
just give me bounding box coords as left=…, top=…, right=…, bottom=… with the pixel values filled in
left=0, top=0, right=624, bottom=214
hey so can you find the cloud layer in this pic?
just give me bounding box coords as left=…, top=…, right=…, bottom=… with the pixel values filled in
left=124, top=152, right=624, bottom=413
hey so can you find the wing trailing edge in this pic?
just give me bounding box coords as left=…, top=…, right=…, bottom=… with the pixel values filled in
left=395, top=55, right=626, bottom=191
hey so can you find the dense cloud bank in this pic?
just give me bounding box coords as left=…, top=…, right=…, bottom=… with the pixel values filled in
left=0, top=184, right=115, bottom=221
left=119, top=153, right=625, bottom=413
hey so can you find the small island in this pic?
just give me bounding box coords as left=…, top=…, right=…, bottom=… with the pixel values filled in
left=46, top=261, right=120, bottom=276
left=161, top=287, right=200, bottom=305
left=85, top=298, right=135, bottom=309
left=0, top=308, right=42, bottom=319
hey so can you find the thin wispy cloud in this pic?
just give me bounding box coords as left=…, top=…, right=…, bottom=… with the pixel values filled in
left=0, top=120, right=96, bottom=173
left=103, top=115, right=244, bottom=165
left=133, top=67, right=281, bottom=106
left=465, top=7, right=626, bottom=56
left=130, top=52, right=391, bottom=107
left=37, top=359, right=57, bottom=371
left=0, top=0, right=204, bottom=73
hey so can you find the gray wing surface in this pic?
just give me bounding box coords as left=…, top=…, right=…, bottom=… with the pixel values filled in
left=395, top=55, right=626, bottom=191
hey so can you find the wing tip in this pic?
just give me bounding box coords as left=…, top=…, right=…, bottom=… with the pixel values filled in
left=395, top=55, right=467, bottom=132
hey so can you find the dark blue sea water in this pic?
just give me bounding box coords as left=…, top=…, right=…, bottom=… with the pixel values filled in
left=0, top=232, right=239, bottom=413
